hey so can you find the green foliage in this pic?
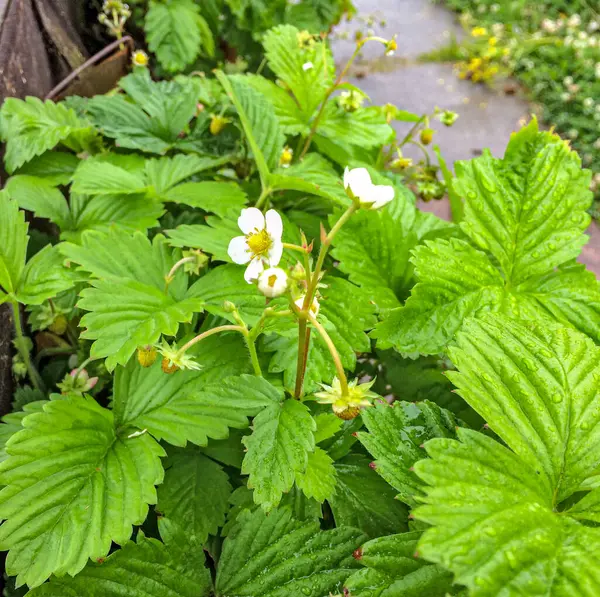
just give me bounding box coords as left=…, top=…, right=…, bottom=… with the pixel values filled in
left=374, top=120, right=600, bottom=354
left=0, top=395, right=164, bottom=588
left=216, top=507, right=367, bottom=596
left=344, top=532, right=457, bottom=597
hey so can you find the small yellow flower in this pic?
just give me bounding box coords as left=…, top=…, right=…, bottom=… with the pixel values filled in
left=488, top=36, right=497, bottom=46
left=315, top=377, right=378, bottom=419
left=471, top=26, right=487, bottom=37
left=385, top=37, right=398, bottom=56
left=210, top=114, right=231, bottom=136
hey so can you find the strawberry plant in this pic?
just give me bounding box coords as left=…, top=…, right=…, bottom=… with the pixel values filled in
left=1, top=15, right=600, bottom=597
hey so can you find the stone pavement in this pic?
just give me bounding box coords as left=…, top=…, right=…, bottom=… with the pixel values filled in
left=331, top=0, right=600, bottom=275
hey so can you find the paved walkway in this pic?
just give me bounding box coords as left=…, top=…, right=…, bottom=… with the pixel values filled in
left=331, top=0, right=600, bottom=275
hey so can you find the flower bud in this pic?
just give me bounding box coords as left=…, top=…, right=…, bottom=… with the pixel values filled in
left=223, top=300, right=237, bottom=313
left=257, top=267, right=289, bottom=298
left=420, top=128, right=435, bottom=145
left=279, top=146, right=294, bottom=168
left=48, top=314, right=68, bottom=335
left=210, top=114, right=230, bottom=136
left=137, top=345, right=157, bottom=368
left=385, top=37, right=398, bottom=56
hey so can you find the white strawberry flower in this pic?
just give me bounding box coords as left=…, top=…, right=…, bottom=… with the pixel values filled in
left=258, top=267, right=288, bottom=297
left=295, top=295, right=320, bottom=316
left=343, top=167, right=395, bottom=210
left=228, top=208, right=284, bottom=283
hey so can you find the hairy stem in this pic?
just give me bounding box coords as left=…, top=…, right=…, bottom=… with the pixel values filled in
left=255, top=186, right=272, bottom=210
left=307, top=312, right=348, bottom=396
left=176, top=325, right=245, bottom=356
left=165, top=256, right=197, bottom=287
left=11, top=301, right=45, bottom=392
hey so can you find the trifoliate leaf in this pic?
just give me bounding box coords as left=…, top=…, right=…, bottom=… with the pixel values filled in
left=415, top=427, right=600, bottom=597
left=0, top=395, right=164, bottom=588
left=262, top=24, right=334, bottom=117
left=0, top=192, right=29, bottom=297
left=357, top=400, right=457, bottom=507
left=216, top=507, right=366, bottom=597
left=0, top=97, right=99, bottom=173
left=157, top=445, right=232, bottom=545
left=456, top=118, right=592, bottom=286
left=114, top=360, right=281, bottom=447
left=27, top=535, right=212, bottom=597
left=242, top=399, right=316, bottom=510
left=448, top=316, right=600, bottom=501
left=145, top=0, right=206, bottom=72
left=344, top=532, right=457, bottom=597
left=375, top=122, right=600, bottom=353
left=14, top=151, right=79, bottom=185
left=15, top=244, right=76, bottom=305
left=62, top=231, right=203, bottom=370
left=6, top=175, right=71, bottom=228
left=296, top=446, right=337, bottom=502
left=329, top=454, right=408, bottom=539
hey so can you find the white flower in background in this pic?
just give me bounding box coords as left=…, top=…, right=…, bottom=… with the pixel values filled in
left=343, top=167, right=395, bottom=210
left=295, top=295, right=320, bottom=316
left=258, top=267, right=289, bottom=298
left=302, top=62, right=314, bottom=71
left=228, top=208, right=284, bottom=283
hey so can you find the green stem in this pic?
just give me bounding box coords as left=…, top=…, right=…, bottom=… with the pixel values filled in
left=11, top=301, right=45, bottom=392
left=408, top=139, right=431, bottom=166
left=243, top=332, right=263, bottom=377
left=294, top=317, right=309, bottom=398
left=307, top=312, right=348, bottom=396
left=255, top=186, right=272, bottom=210
left=176, top=325, right=245, bottom=356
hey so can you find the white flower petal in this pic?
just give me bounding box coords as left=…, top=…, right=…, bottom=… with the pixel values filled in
left=302, top=62, right=314, bottom=71
left=258, top=267, right=288, bottom=297
left=268, top=239, right=283, bottom=266
left=228, top=236, right=251, bottom=264
left=265, top=209, right=283, bottom=240
left=244, top=258, right=264, bottom=283
left=370, top=184, right=395, bottom=209
left=238, top=207, right=265, bottom=234
left=344, top=167, right=372, bottom=198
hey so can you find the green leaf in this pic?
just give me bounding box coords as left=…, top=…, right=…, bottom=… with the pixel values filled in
left=0, top=192, right=29, bottom=297
left=200, top=429, right=247, bottom=468
left=319, top=103, right=393, bottom=149
left=216, top=507, right=366, bottom=597
left=163, top=181, right=247, bottom=218
left=269, top=153, right=350, bottom=207
left=372, top=238, right=504, bottom=354
left=448, top=316, right=600, bottom=501
left=456, top=119, right=592, bottom=286
left=0, top=395, right=164, bottom=588
left=329, top=454, right=408, bottom=539
left=64, top=193, right=164, bottom=241
left=242, top=399, right=316, bottom=510
left=188, top=263, right=266, bottom=324
left=146, top=0, right=203, bottom=72
left=6, top=175, right=71, bottom=228
left=14, top=151, right=79, bottom=186
left=375, top=122, right=600, bottom=354
left=0, top=401, right=46, bottom=463
left=15, top=244, right=75, bottom=305
left=344, top=532, right=457, bottom=597
left=166, top=217, right=240, bottom=262
left=216, top=72, right=284, bottom=185
left=296, top=447, right=337, bottom=502
left=26, top=535, right=212, bottom=597
left=145, top=154, right=231, bottom=195
left=414, top=427, right=600, bottom=597
left=114, top=359, right=280, bottom=446
left=314, top=412, right=343, bottom=443
left=0, top=97, right=99, bottom=173
left=245, top=74, right=309, bottom=136
left=157, top=445, right=231, bottom=545
left=357, top=400, right=457, bottom=507
left=62, top=231, right=203, bottom=370
left=262, top=24, right=334, bottom=117
left=71, top=158, right=148, bottom=195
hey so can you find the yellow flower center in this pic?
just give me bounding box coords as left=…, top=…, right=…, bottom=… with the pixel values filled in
left=246, top=229, right=272, bottom=257
left=268, top=274, right=278, bottom=287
